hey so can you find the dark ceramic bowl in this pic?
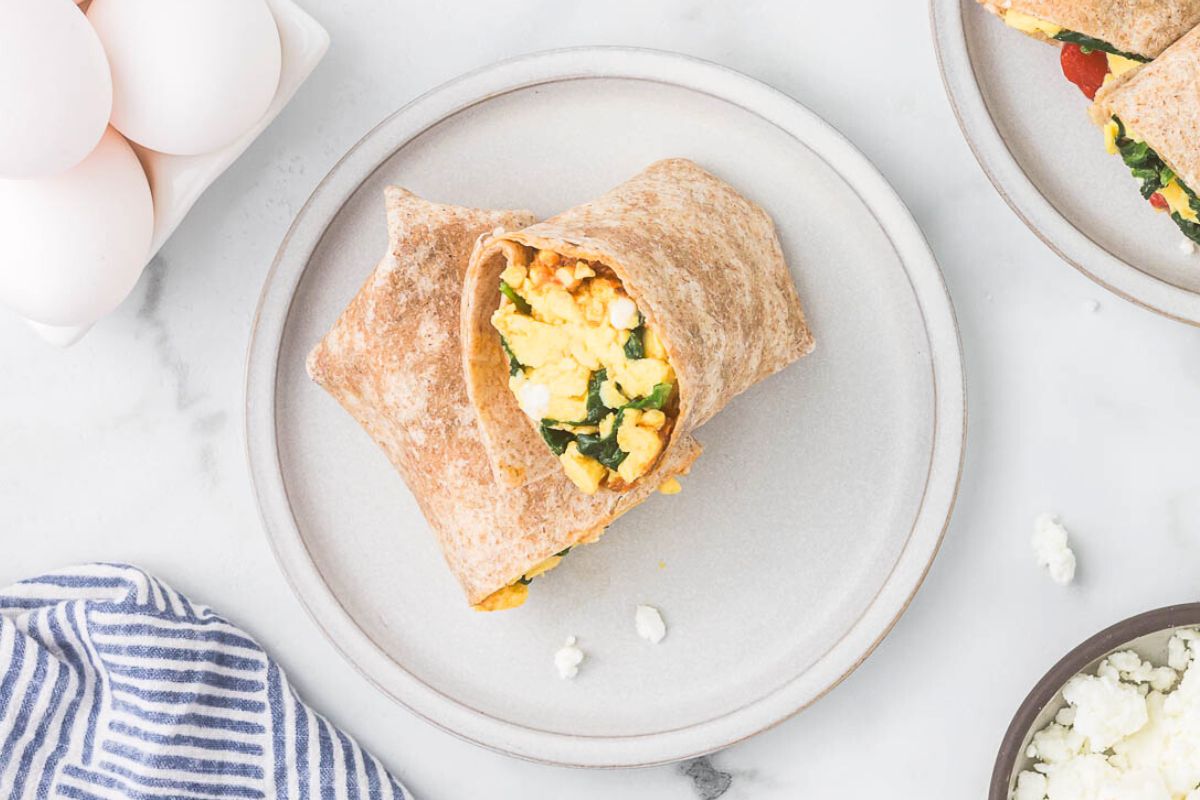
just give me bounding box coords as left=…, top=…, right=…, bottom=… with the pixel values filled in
left=990, top=604, right=1200, bottom=800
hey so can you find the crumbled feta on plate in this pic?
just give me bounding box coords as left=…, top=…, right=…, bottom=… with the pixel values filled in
left=1032, top=513, right=1077, bottom=586
left=635, top=605, right=666, bottom=644
left=554, top=635, right=584, bottom=679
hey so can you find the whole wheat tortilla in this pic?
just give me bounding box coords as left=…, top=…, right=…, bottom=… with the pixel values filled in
left=977, top=0, right=1200, bottom=57
left=461, top=158, right=813, bottom=490
left=307, top=187, right=701, bottom=606
left=1091, top=25, right=1200, bottom=194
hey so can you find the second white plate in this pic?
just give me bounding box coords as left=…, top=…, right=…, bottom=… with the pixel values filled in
left=933, top=0, right=1200, bottom=325
left=246, top=48, right=964, bottom=767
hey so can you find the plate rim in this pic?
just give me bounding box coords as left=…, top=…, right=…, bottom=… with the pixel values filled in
left=929, top=0, right=1200, bottom=327
left=244, top=46, right=967, bottom=767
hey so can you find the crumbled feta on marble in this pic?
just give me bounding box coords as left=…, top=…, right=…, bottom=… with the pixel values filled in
left=1032, top=513, right=1077, bottom=586
left=554, top=636, right=584, bottom=679
left=1014, top=630, right=1200, bottom=800
left=635, top=605, right=666, bottom=644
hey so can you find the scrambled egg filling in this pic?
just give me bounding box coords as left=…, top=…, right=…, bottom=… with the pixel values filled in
left=1160, top=180, right=1200, bottom=223
left=1002, top=10, right=1062, bottom=38
left=1106, top=53, right=1142, bottom=77
left=472, top=552, right=568, bottom=612
left=473, top=582, right=528, bottom=612
left=1001, top=11, right=1144, bottom=76
left=1103, top=118, right=1123, bottom=155
left=1104, top=118, right=1200, bottom=224
left=492, top=247, right=677, bottom=495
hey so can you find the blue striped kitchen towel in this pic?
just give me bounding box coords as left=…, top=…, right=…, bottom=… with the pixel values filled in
left=0, top=563, right=410, bottom=800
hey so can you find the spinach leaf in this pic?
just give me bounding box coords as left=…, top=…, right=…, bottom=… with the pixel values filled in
left=624, top=382, right=673, bottom=411
left=1178, top=177, right=1198, bottom=202
left=623, top=323, right=645, bottom=359
left=545, top=369, right=616, bottom=428
left=555, top=547, right=572, bottom=557
left=499, top=281, right=532, bottom=314
left=1110, top=126, right=1200, bottom=242
left=539, top=421, right=575, bottom=456
left=539, top=377, right=672, bottom=468
left=574, top=410, right=628, bottom=470
left=1053, top=30, right=1149, bottom=62
left=1118, top=139, right=1152, bottom=166
left=1131, top=169, right=1162, bottom=199
left=499, top=336, right=522, bottom=376
left=1168, top=178, right=1200, bottom=243
left=582, top=369, right=611, bottom=424
left=1172, top=213, right=1200, bottom=246
left=1115, top=128, right=1169, bottom=199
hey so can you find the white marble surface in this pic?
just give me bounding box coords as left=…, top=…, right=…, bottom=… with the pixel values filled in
left=2, top=2, right=1199, bottom=797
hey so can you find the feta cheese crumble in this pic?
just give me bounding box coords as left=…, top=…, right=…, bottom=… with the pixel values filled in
left=635, top=605, right=666, bottom=644
left=607, top=296, right=638, bottom=330
left=1181, top=238, right=1196, bottom=256
left=1032, top=513, right=1077, bottom=586
left=1014, top=629, right=1200, bottom=800
left=517, top=382, right=550, bottom=420
left=554, top=636, right=584, bottom=679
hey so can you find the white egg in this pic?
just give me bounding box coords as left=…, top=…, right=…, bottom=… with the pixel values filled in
left=0, top=128, right=154, bottom=326
left=87, top=0, right=282, bottom=156
left=0, top=0, right=112, bottom=178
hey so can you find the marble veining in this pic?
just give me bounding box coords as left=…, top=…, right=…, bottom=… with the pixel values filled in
left=133, top=255, right=228, bottom=486
left=680, top=757, right=733, bottom=799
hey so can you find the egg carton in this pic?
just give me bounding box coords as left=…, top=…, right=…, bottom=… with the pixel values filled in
left=29, top=0, right=329, bottom=347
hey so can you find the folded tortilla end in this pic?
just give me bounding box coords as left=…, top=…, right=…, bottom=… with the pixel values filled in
left=1090, top=24, right=1200, bottom=193
left=310, top=186, right=710, bottom=608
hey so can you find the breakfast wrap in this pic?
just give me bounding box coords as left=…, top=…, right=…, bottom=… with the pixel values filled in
left=977, top=0, right=1200, bottom=59
left=1089, top=25, right=1200, bottom=246
left=461, top=158, right=813, bottom=496
left=977, top=0, right=1200, bottom=97
left=307, top=187, right=701, bottom=610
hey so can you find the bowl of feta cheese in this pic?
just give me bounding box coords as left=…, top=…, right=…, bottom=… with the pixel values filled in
left=991, top=604, right=1200, bottom=800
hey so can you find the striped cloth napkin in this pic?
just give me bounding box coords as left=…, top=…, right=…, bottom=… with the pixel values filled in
left=0, top=564, right=410, bottom=800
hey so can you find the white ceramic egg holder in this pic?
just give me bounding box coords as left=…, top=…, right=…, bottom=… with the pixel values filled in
left=28, top=0, right=329, bottom=347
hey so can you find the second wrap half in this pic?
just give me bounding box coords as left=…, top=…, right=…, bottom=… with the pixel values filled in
left=461, top=158, right=815, bottom=491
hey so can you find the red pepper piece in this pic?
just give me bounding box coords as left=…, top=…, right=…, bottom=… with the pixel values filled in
left=1060, top=44, right=1110, bottom=100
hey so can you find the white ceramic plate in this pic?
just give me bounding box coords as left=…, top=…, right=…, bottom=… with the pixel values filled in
left=245, top=48, right=965, bottom=767
left=932, top=0, right=1200, bottom=325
